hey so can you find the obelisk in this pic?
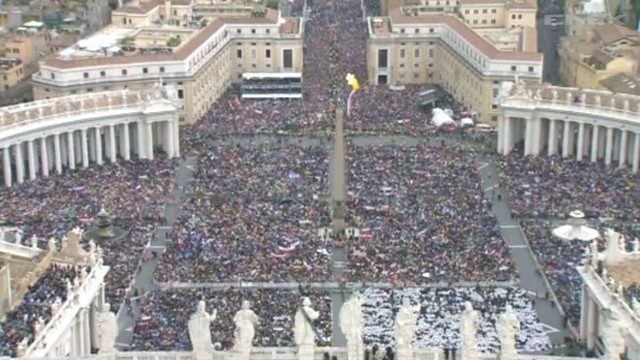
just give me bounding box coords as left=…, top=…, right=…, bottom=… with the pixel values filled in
left=330, top=108, right=349, bottom=347
left=331, top=108, right=347, bottom=237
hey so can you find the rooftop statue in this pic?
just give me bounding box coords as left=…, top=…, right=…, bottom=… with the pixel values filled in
left=340, top=293, right=364, bottom=360
left=233, top=300, right=259, bottom=355
left=497, top=305, right=520, bottom=360
left=460, top=301, right=480, bottom=360
left=189, top=300, right=217, bottom=353
left=98, top=303, right=118, bottom=354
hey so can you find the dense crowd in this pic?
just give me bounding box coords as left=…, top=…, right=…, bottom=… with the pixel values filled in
left=155, top=145, right=332, bottom=283
left=155, top=143, right=515, bottom=284
left=0, top=265, right=82, bottom=357
left=346, top=145, right=515, bottom=284
left=129, top=287, right=550, bottom=352
left=498, top=153, right=640, bottom=220
left=362, top=287, right=550, bottom=352
left=130, top=288, right=332, bottom=351
left=0, top=156, right=177, bottom=309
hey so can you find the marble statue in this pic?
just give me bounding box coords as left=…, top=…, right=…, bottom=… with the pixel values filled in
left=61, top=235, right=68, bottom=249
left=16, top=342, right=26, bottom=357
left=51, top=297, right=62, bottom=315
left=460, top=301, right=480, bottom=360
left=497, top=305, right=520, bottom=360
left=632, top=298, right=640, bottom=318
left=632, top=238, right=639, bottom=252
left=98, top=303, right=118, bottom=353
left=48, top=237, right=57, bottom=253
left=294, top=297, right=319, bottom=360
left=97, top=246, right=104, bottom=265
left=30, top=234, right=38, bottom=248
left=188, top=300, right=217, bottom=353
left=89, top=240, right=97, bottom=254
left=65, top=278, right=73, bottom=295
left=511, top=80, right=528, bottom=98
left=602, top=311, right=626, bottom=360
left=0, top=227, right=4, bottom=242
left=395, top=297, right=419, bottom=352
left=590, top=240, right=599, bottom=267
left=33, top=319, right=43, bottom=339
left=534, top=88, right=542, bottom=100
left=594, top=95, right=601, bottom=107
left=610, top=97, right=616, bottom=108
left=233, top=300, right=259, bottom=356
left=623, top=99, right=629, bottom=111
left=580, top=92, right=586, bottom=104
left=551, top=89, right=558, bottom=102
left=339, top=293, right=364, bottom=360
left=15, top=230, right=22, bottom=244
left=566, top=92, right=572, bottom=103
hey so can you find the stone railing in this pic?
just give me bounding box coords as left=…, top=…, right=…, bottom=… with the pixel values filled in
left=0, top=87, right=178, bottom=131
left=160, top=280, right=520, bottom=289
left=502, top=84, right=640, bottom=116
left=26, top=264, right=109, bottom=356
left=17, top=349, right=593, bottom=360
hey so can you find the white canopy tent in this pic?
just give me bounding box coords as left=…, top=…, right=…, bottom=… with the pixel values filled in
left=552, top=210, right=600, bottom=241
left=431, top=108, right=455, bottom=128
left=460, top=118, right=474, bottom=127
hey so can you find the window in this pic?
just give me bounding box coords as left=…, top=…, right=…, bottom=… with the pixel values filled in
left=473, top=19, right=478, bottom=24
left=414, top=72, right=420, bottom=78
left=482, top=9, right=487, bottom=13
left=414, top=63, right=420, bottom=68
left=177, top=89, right=184, bottom=99
left=492, top=88, right=499, bottom=98
left=491, top=19, right=496, bottom=24
left=266, top=29, right=270, bottom=34
left=414, top=48, right=420, bottom=57
left=400, top=49, right=406, bottom=58
left=122, top=69, right=127, bottom=75
left=491, top=116, right=498, bottom=121
left=518, top=14, right=522, bottom=19
left=511, top=14, right=516, bottom=19
left=491, top=8, right=497, bottom=13
left=283, top=49, right=293, bottom=68
left=482, top=19, right=487, bottom=24
left=265, top=49, right=271, bottom=58
left=400, top=28, right=405, bottom=33
left=87, top=88, right=93, bottom=92
left=251, top=29, right=256, bottom=34
left=528, top=66, right=534, bottom=72
left=83, top=72, right=89, bottom=78
left=415, top=28, right=420, bottom=33
left=251, top=63, right=257, bottom=68
left=236, top=29, right=241, bottom=34
left=429, top=28, right=434, bottom=33
left=400, top=63, right=405, bottom=68
left=237, top=49, right=243, bottom=58
left=429, top=48, right=435, bottom=58
left=251, top=49, right=256, bottom=59
left=143, top=67, right=148, bottom=74
left=100, top=71, right=106, bottom=77
left=51, top=73, right=55, bottom=79
left=473, top=9, right=478, bottom=14
left=511, top=65, right=517, bottom=71
left=251, top=42, right=256, bottom=46
left=378, top=49, right=388, bottom=68
left=160, top=67, right=165, bottom=73
left=464, top=9, right=469, bottom=14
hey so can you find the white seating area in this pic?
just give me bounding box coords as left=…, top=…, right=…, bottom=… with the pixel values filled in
left=361, top=287, right=551, bottom=353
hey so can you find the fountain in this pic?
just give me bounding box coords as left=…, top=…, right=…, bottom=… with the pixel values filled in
left=83, top=207, right=127, bottom=243
left=552, top=210, right=600, bottom=241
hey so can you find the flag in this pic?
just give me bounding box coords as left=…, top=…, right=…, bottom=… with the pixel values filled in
left=278, top=241, right=301, bottom=253
left=345, top=73, right=360, bottom=116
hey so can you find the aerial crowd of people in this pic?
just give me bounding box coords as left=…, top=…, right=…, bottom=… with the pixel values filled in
left=1, top=0, right=639, bottom=356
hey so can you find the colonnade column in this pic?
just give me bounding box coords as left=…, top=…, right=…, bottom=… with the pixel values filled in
left=562, top=121, right=571, bottom=158
left=633, top=133, right=640, bottom=173
left=166, top=121, right=175, bottom=158
left=173, top=117, right=180, bottom=157
left=619, top=130, right=628, bottom=167
left=53, top=134, right=63, bottom=174
left=67, top=132, right=76, bottom=170
left=27, top=140, right=36, bottom=180
left=40, top=137, right=49, bottom=177
left=3, top=147, right=11, bottom=187
left=605, top=127, right=614, bottom=165
left=497, top=116, right=505, bottom=154
left=81, top=129, right=89, bottom=168
left=15, top=144, right=24, bottom=184
left=503, top=117, right=512, bottom=155
left=122, top=124, right=131, bottom=161
left=576, top=123, right=585, bottom=161
left=108, top=125, right=117, bottom=162
left=146, top=123, right=154, bottom=160
left=95, top=128, right=103, bottom=166
left=548, top=119, right=557, bottom=156
left=591, top=126, right=599, bottom=162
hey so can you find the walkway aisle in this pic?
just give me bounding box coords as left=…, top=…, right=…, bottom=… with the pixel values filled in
left=115, top=156, right=199, bottom=348
left=476, top=156, right=569, bottom=345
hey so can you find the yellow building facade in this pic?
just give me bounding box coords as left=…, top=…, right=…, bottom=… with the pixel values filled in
left=4, top=36, right=36, bottom=64
left=32, top=0, right=304, bottom=124
left=367, top=6, right=542, bottom=124
left=0, top=57, right=25, bottom=92
left=559, top=24, right=639, bottom=90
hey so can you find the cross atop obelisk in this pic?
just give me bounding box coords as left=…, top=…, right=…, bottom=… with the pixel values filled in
left=330, top=108, right=347, bottom=238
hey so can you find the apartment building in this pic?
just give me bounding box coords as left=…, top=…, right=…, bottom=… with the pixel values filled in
left=366, top=3, right=542, bottom=124
left=32, top=0, right=304, bottom=124
left=0, top=57, right=25, bottom=92
left=559, top=24, right=639, bottom=89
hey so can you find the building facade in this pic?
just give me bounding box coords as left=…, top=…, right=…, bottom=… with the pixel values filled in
left=0, top=57, right=25, bottom=92
left=31, top=0, right=304, bottom=124
left=498, top=82, right=640, bottom=173
left=366, top=5, right=542, bottom=124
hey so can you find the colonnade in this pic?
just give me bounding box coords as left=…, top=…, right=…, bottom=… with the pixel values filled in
left=499, top=116, right=640, bottom=172
left=1, top=120, right=179, bottom=187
